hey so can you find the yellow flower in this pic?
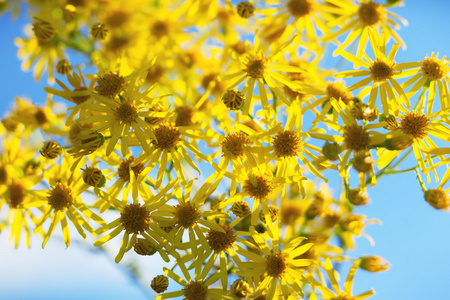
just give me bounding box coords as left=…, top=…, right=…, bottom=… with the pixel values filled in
left=401, top=53, right=450, bottom=114
left=225, top=35, right=303, bottom=116
left=308, top=258, right=375, bottom=300
left=236, top=226, right=313, bottom=299
left=326, top=0, right=407, bottom=57
left=156, top=258, right=232, bottom=300
left=336, top=31, right=412, bottom=114
left=94, top=179, right=179, bottom=263
left=30, top=155, right=105, bottom=248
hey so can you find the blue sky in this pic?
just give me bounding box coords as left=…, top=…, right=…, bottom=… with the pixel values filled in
left=1, top=1, right=450, bottom=299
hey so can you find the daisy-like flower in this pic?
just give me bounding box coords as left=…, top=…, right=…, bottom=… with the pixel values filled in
left=156, top=256, right=233, bottom=300
left=375, top=105, right=450, bottom=181
left=335, top=31, right=412, bottom=114
left=132, top=122, right=209, bottom=189
left=236, top=226, right=314, bottom=299
left=308, top=258, right=375, bottom=300
left=401, top=53, right=450, bottom=114
left=0, top=177, right=44, bottom=248
left=29, top=155, right=105, bottom=248
left=93, top=179, right=179, bottom=263
left=309, top=98, right=385, bottom=177
left=260, top=0, right=339, bottom=45
left=156, top=180, right=230, bottom=256
left=225, top=35, right=303, bottom=116
left=326, top=0, right=407, bottom=57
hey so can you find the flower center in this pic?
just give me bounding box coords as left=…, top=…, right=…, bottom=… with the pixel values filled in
left=151, top=21, right=170, bottom=39
left=265, top=251, right=287, bottom=278
left=244, top=55, right=268, bottom=78
left=183, top=281, right=208, bottom=300
left=280, top=202, right=302, bottom=225
left=273, top=130, right=302, bottom=157
left=81, top=166, right=103, bottom=187
left=120, top=203, right=151, bottom=234
left=370, top=60, right=394, bottom=81
left=421, top=55, right=447, bottom=81
left=222, top=89, right=245, bottom=111
left=0, top=165, right=8, bottom=184
left=243, top=174, right=273, bottom=201
left=48, top=183, right=74, bottom=211
left=118, top=156, right=145, bottom=183
left=175, top=106, right=195, bottom=127
left=105, top=10, right=130, bottom=28
left=232, top=200, right=251, bottom=217
left=32, top=18, right=56, bottom=42
left=9, top=183, right=25, bottom=208
left=343, top=125, right=370, bottom=152
left=358, top=1, right=383, bottom=26
left=151, top=124, right=181, bottom=151
left=399, top=112, right=429, bottom=139
left=114, top=100, right=138, bottom=123
left=221, top=132, right=251, bottom=159
left=327, top=83, right=353, bottom=104
left=95, top=72, right=126, bottom=98
left=174, top=202, right=200, bottom=229
left=207, top=224, right=237, bottom=252
left=287, top=0, right=314, bottom=18
left=201, top=73, right=225, bottom=95
left=146, top=64, right=165, bottom=84
left=72, top=87, right=91, bottom=104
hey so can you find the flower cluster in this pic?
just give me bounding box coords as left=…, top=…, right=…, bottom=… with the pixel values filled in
left=2, top=0, right=450, bottom=299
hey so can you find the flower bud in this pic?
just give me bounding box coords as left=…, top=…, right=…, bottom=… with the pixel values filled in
left=40, top=141, right=62, bottom=159
left=348, top=188, right=369, bottom=206
left=425, top=189, right=450, bottom=210
left=322, top=141, right=341, bottom=161
left=360, top=256, right=390, bottom=272
left=150, top=275, right=169, bottom=293
left=133, top=238, right=157, bottom=256
left=231, top=279, right=250, bottom=299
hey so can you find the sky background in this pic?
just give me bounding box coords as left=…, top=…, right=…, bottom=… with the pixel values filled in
left=1, top=1, right=450, bottom=299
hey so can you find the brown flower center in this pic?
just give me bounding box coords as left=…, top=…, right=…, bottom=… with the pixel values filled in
left=48, top=183, right=73, bottom=211
left=343, top=125, right=370, bottom=152
left=266, top=251, right=287, bottom=278
left=151, top=124, right=181, bottom=151
left=174, top=202, right=200, bottom=229
left=422, top=57, right=446, bottom=81
left=370, top=60, right=394, bottom=81
left=175, top=106, right=195, bottom=127
left=207, top=223, right=237, bottom=252
left=114, top=100, right=138, bottom=123
left=9, top=183, right=25, bottom=208
left=221, top=132, right=251, bottom=159
left=287, top=0, right=314, bottom=18
left=273, top=130, right=302, bottom=157
left=400, top=112, right=429, bottom=139
left=118, top=156, right=145, bottom=183
left=358, top=1, right=383, bottom=26
left=120, top=203, right=151, bottom=234
left=327, top=83, right=353, bottom=104
left=244, top=55, right=268, bottom=78
left=95, top=72, right=126, bottom=98
left=183, top=281, right=208, bottom=300
left=243, top=174, right=273, bottom=201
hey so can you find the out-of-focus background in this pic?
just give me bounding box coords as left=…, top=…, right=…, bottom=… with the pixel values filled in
left=1, top=1, right=450, bottom=299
